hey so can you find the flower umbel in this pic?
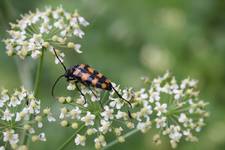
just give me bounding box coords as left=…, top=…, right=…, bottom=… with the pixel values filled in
left=56, top=72, right=209, bottom=149
left=0, top=87, right=55, bottom=149
left=3, top=6, right=89, bottom=62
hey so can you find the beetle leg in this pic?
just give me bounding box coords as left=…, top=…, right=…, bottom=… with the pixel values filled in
left=75, top=81, right=87, bottom=104
left=111, top=86, right=132, bottom=119
left=81, top=82, right=104, bottom=110
left=87, top=86, right=98, bottom=98
left=112, top=86, right=132, bottom=108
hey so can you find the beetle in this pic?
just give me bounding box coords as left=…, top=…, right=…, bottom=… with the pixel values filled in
left=51, top=48, right=132, bottom=117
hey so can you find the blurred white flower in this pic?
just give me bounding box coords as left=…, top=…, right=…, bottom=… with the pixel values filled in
left=0, top=146, right=5, bottom=150
left=140, top=45, right=173, bottom=72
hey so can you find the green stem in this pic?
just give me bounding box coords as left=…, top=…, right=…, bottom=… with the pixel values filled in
left=102, top=129, right=139, bottom=150
left=22, top=49, right=45, bottom=145
left=34, top=49, right=45, bottom=97
left=57, top=125, right=85, bottom=150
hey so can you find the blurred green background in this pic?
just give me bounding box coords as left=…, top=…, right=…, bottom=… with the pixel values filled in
left=0, top=0, right=225, bottom=149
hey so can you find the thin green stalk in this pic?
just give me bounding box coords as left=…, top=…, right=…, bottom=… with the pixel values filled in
left=57, top=124, right=85, bottom=150
left=34, top=49, right=45, bottom=97
left=22, top=49, right=45, bottom=145
left=102, top=129, right=139, bottom=150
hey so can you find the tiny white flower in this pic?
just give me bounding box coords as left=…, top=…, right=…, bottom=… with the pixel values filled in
left=0, top=94, right=9, bottom=107
left=2, top=108, right=14, bottom=121
left=99, top=120, right=111, bottom=134
left=81, top=111, right=95, bottom=126
left=138, top=88, right=148, bottom=99
left=8, top=96, right=21, bottom=107
left=78, top=16, right=89, bottom=27
left=154, top=102, right=167, bottom=116
left=54, top=19, right=65, bottom=29
left=73, top=28, right=84, bottom=38
left=67, top=82, right=76, bottom=91
left=38, top=133, right=46, bottom=141
left=38, top=122, right=43, bottom=128
left=137, top=121, right=151, bottom=133
left=29, top=128, right=35, bottom=134
left=189, top=79, right=198, bottom=87
left=101, top=106, right=114, bottom=120
left=109, top=98, right=123, bottom=109
left=155, top=116, right=167, bottom=128
left=149, top=91, right=160, bottom=103
left=178, top=113, right=188, bottom=123
left=3, top=130, right=19, bottom=145
left=168, top=126, right=182, bottom=142
left=59, top=107, right=68, bottom=119
left=70, top=17, right=78, bottom=26
left=75, top=134, right=86, bottom=146
left=94, top=135, right=106, bottom=149
left=47, top=114, right=56, bottom=122
left=115, top=111, right=126, bottom=119
left=114, top=127, right=123, bottom=136
left=173, top=89, right=183, bottom=100
left=31, top=50, right=41, bottom=59
left=74, top=44, right=82, bottom=53
left=70, top=107, right=81, bottom=119
left=86, top=128, right=97, bottom=135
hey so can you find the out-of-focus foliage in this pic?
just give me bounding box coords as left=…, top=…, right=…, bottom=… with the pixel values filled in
left=0, top=0, right=224, bottom=150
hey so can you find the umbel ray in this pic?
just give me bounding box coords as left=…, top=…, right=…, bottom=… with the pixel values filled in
left=51, top=48, right=132, bottom=118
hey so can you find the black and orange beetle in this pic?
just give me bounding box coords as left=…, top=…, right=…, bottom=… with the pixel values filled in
left=51, top=48, right=132, bottom=117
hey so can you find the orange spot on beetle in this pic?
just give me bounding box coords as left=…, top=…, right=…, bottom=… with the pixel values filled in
left=101, top=83, right=107, bottom=89
left=92, top=78, right=98, bottom=85
left=81, top=73, right=90, bottom=81
left=87, top=67, right=94, bottom=73
left=97, top=73, right=103, bottom=78
left=73, top=69, right=80, bottom=75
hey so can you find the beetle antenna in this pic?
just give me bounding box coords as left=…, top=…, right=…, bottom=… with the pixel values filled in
left=51, top=74, right=65, bottom=98
left=53, top=48, right=67, bottom=72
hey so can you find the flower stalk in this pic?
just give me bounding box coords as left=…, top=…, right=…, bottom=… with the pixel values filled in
left=57, top=124, right=85, bottom=150
left=102, top=129, right=139, bottom=150
left=22, top=48, right=45, bottom=145
left=34, top=48, right=45, bottom=97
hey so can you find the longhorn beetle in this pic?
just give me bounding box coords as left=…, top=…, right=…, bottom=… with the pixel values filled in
left=51, top=48, right=132, bottom=118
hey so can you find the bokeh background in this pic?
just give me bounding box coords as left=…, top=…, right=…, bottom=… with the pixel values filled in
left=0, top=0, right=225, bottom=150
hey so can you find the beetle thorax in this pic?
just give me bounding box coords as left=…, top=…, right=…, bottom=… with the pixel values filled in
left=65, top=68, right=74, bottom=80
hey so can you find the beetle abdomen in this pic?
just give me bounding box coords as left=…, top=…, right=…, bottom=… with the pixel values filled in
left=72, top=64, right=112, bottom=90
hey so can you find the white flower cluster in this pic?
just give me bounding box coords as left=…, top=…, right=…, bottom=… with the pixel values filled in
left=135, top=72, right=209, bottom=148
left=0, top=87, right=55, bottom=149
left=56, top=72, right=209, bottom=149
left=3, top=6, right=89, bottom=63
